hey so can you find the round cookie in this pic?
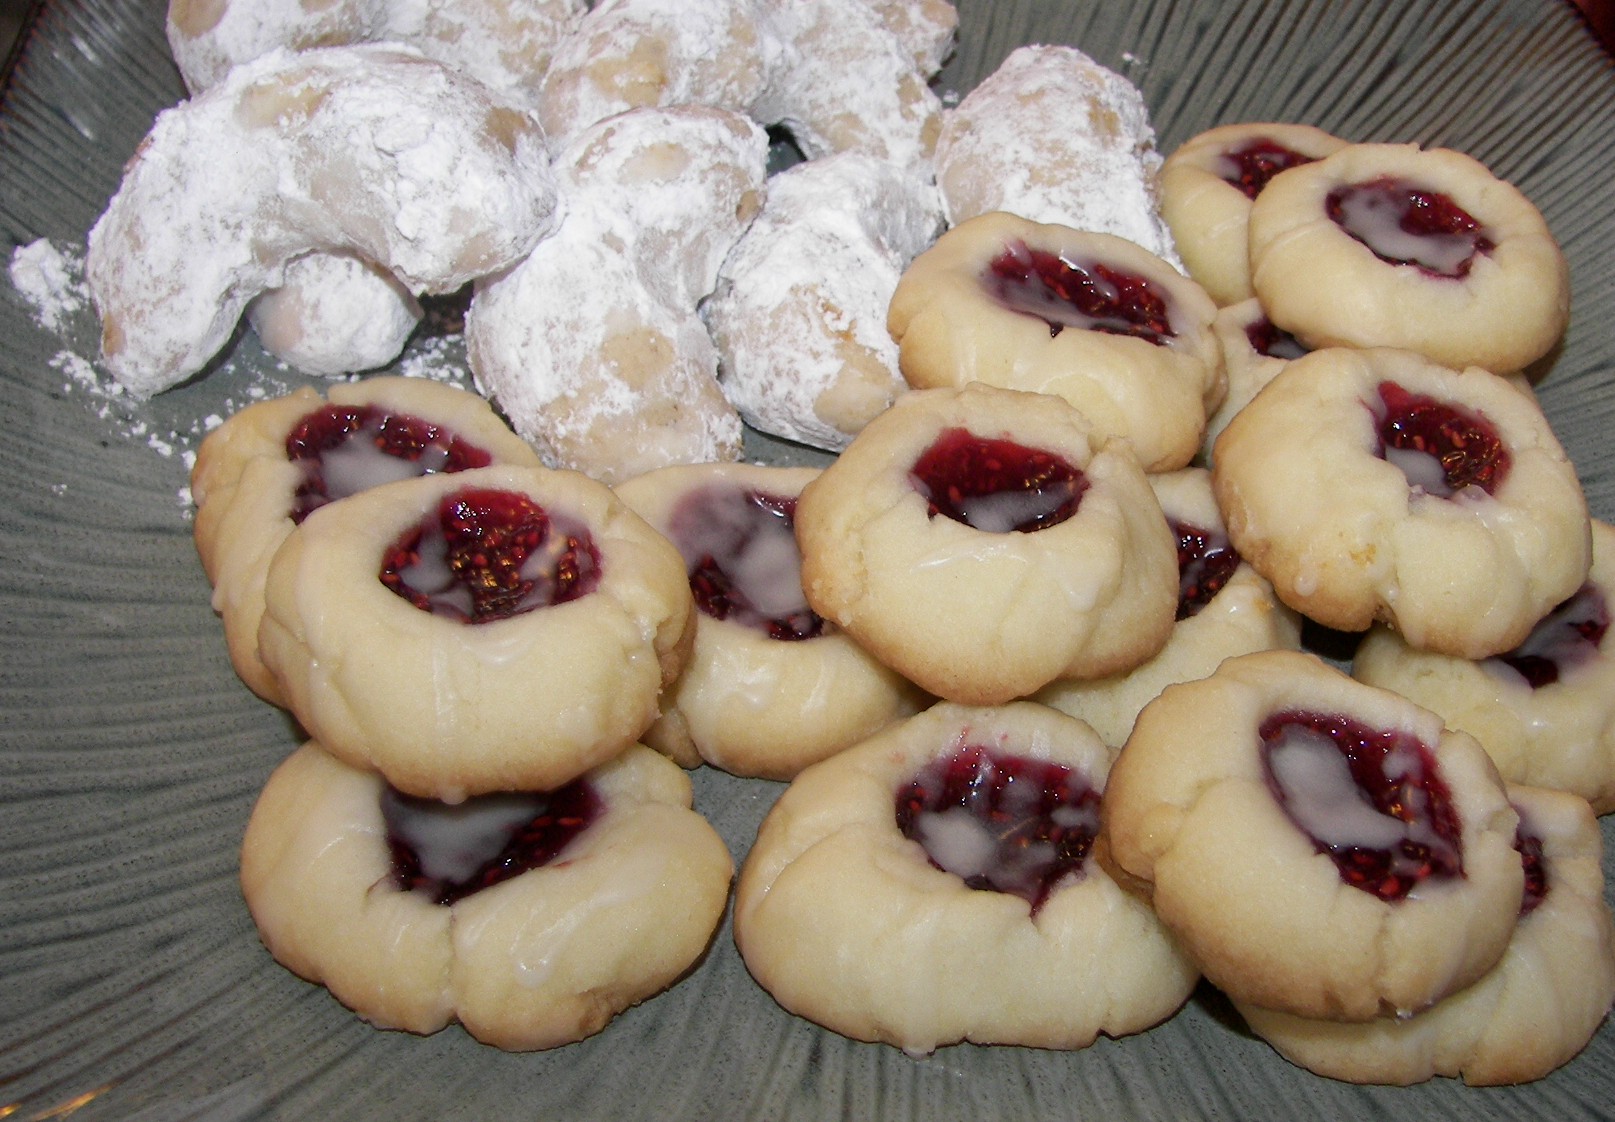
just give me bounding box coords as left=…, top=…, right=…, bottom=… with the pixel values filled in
left=256, top=463, right=693, bottom=801
left=615, top=462, right=928, bottom=779
left=933, top=44, right=1180, bottom=266
left=733, top=700, right=1199, bottom=1054
left=1210, top=346, right=1590, bottom=658
left=1199, top=297, right=1312, bottom=463
left=1036, top=467, right=1303, bottom=747
left=794, top=383, right=1178, bottom=705
left=1353, top=519, right=1615, bottom=813
left=241, top=740, right=732, bottom=1051
left=191, top=376, right=542, bottom=704
left=1235, top=783, right=1615, bottom=1086
left=1248, top=142, right=1569, bottom=374
left=889, top=211, right=1224, bottom=472
left=1159, top=122, right=1349, bottom=306
left=1100, top=649, right=1526, bottom=1022
left=704, top=151, right=945, bottom=452
left=86, top=44, right=559, bottom=397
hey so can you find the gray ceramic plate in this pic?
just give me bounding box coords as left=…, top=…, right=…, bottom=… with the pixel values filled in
left=4, top=0, right=1615, bottom=1118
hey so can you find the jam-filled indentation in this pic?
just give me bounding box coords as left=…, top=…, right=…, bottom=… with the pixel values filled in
left=985, top=240, right=1176, bottom=346
left=1374, top=381, right=1510, bottom=498
left=895, top=743, right=1101, bottom=914
left=382, top=778, right=603, bottom=906
left=910, top=428, right=1087, bottom=533
left=380, top=487, right=601, bottom=623
left=1491, top=584, right=1609, bottom=689
left=667, top=484, right=825, bottom=641
left=1260, top=709, right=1464, bottom=902
left=1174, top=518, right=1241, bottom=621
left=1244, top=316, right=1310, bottom=361
left=1216, top=138, right=1320, bottom=200
left=1325, top=176, right=1495, bottom=278
left=286, top=403, right=493, bottom=522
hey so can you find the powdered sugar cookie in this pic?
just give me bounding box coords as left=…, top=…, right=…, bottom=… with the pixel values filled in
left=889, top=211, right=1223, bottom=472
left=1036, top=468, right=1302, bottom=747
left=467, top=105, right=767, bottom=483
left=705, top=152, right=944, bottom=452
left=1211, top=347, right=1590, bottom=658
left=241, top=740, right=732, bottom=1051
left=191, top=377, right=541, bottom=704
left=1353, top=519, right=1615, bottom=813
left=167, top=0, right=585, bottom=100
left=733, top=701, right=1198, bottom=1053
left=244, top=253, right=423, bottom=378
left=1101, top=650, right=1525, bottom=1022
left=86, top=44, right=559, bottom=397
left=1248, top=142, right=1569, bottom=374
left=933, top=45, right=1179, bottom=265
left=616, top=462, right=927, bottom=778
left=1159, top=122, right=1349, bottom=306
left=1236, top=783, right=1615, bottom=1086
left=256, top=463, right=693, bottom=801
left=795, top=383, right=1177, bottom=705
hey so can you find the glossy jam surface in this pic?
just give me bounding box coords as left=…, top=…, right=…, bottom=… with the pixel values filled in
left=1493, top=584, right=1609, bottom=688
left=380, top=487, right=600, bottom=623
left=1325, top=177, right=1495, bottom=278
left=285, top=403, right=493, bottom=522
left=1216, top=138, right=1319, bottom=199
left=667, top=484, right=824, bottom=640
left=382, top=779, right=602, bottom=906
left=1375, top=381, right=1511, bottom=498
left=1260, top=710, right=1464, bottom=902
left=895, top=743, right=1101, bottom=914
left=1245, top=316, right=1310, bottom=361
left=985, top=240, right=1176, bottom=346
left=910, top=428, right=1087, bottom=533
left=1174, top=519, right=1241, bottom=620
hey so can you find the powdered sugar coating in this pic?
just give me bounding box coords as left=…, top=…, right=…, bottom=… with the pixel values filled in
left=166, top=0, right=585, bottom=101
left=466, top=106, right=767, bottom=483
left=246, top=253, right=423, bottom=378
left=706, top=152, right=944, bottom=452
left=935, top=45, right=1180, bottom=267
left=86, top=45, right=560, bottom=399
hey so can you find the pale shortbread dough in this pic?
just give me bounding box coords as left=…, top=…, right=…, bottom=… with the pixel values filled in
left=257, top=463, right=692, bottom=801
left=615, top=461, right=928, bottom=779
left=1211, top=347, right=1590, bottom=658
left=1036, top=467, right=1302, bottom=747
left=1354, top=519, right=1615, bottom=813
left=1236, top=783, right=1615, bottom=1086
left=889, top=211, right=1223, bottom=472
left=733, top=701, right=1199, bottom=1053
left=191, top=377, right=541, bottom=705
left=241, top=741, right=732, bottom=1051
left=794, top=384, right=1178, bottom=705
left=1101, top=650, right=1525, bottom=1022
left=1248, top=142, right=1569, bottom=374
left=1159, top=122, right=1348, bottom=306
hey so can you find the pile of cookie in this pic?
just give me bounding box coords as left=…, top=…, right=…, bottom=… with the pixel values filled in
left=81, top=0, right=1615, bottom=1086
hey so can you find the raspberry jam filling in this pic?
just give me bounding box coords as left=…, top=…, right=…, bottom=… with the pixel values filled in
left=666, top=484, right=824, bottom=641
left=1325, top=177, right=1495, bottom=278
left=1491, top=584, right=1609, bottom=689
left=1245, top=316, right=1310, bottom=361
left=380, top=487, right=600, bottom=623
left=1514, top=815, right=1549, bottom=917
left=910, top=428, right=1088, bottom=533
left=1260, top=710, right=1464, bottom=902
left=1374, top=381, right=1510, bottom=498
left=985, top=240, right=1176, bottom=345
left=285, top=403, right=493, bottom=522
left=382, top=779, right=602, bottom=907
left=1215, top=138, right=1319, bottom=199
left=895, top=743, right=1101, bottom=914
left=1174, top=519, right=1241, bottom=620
